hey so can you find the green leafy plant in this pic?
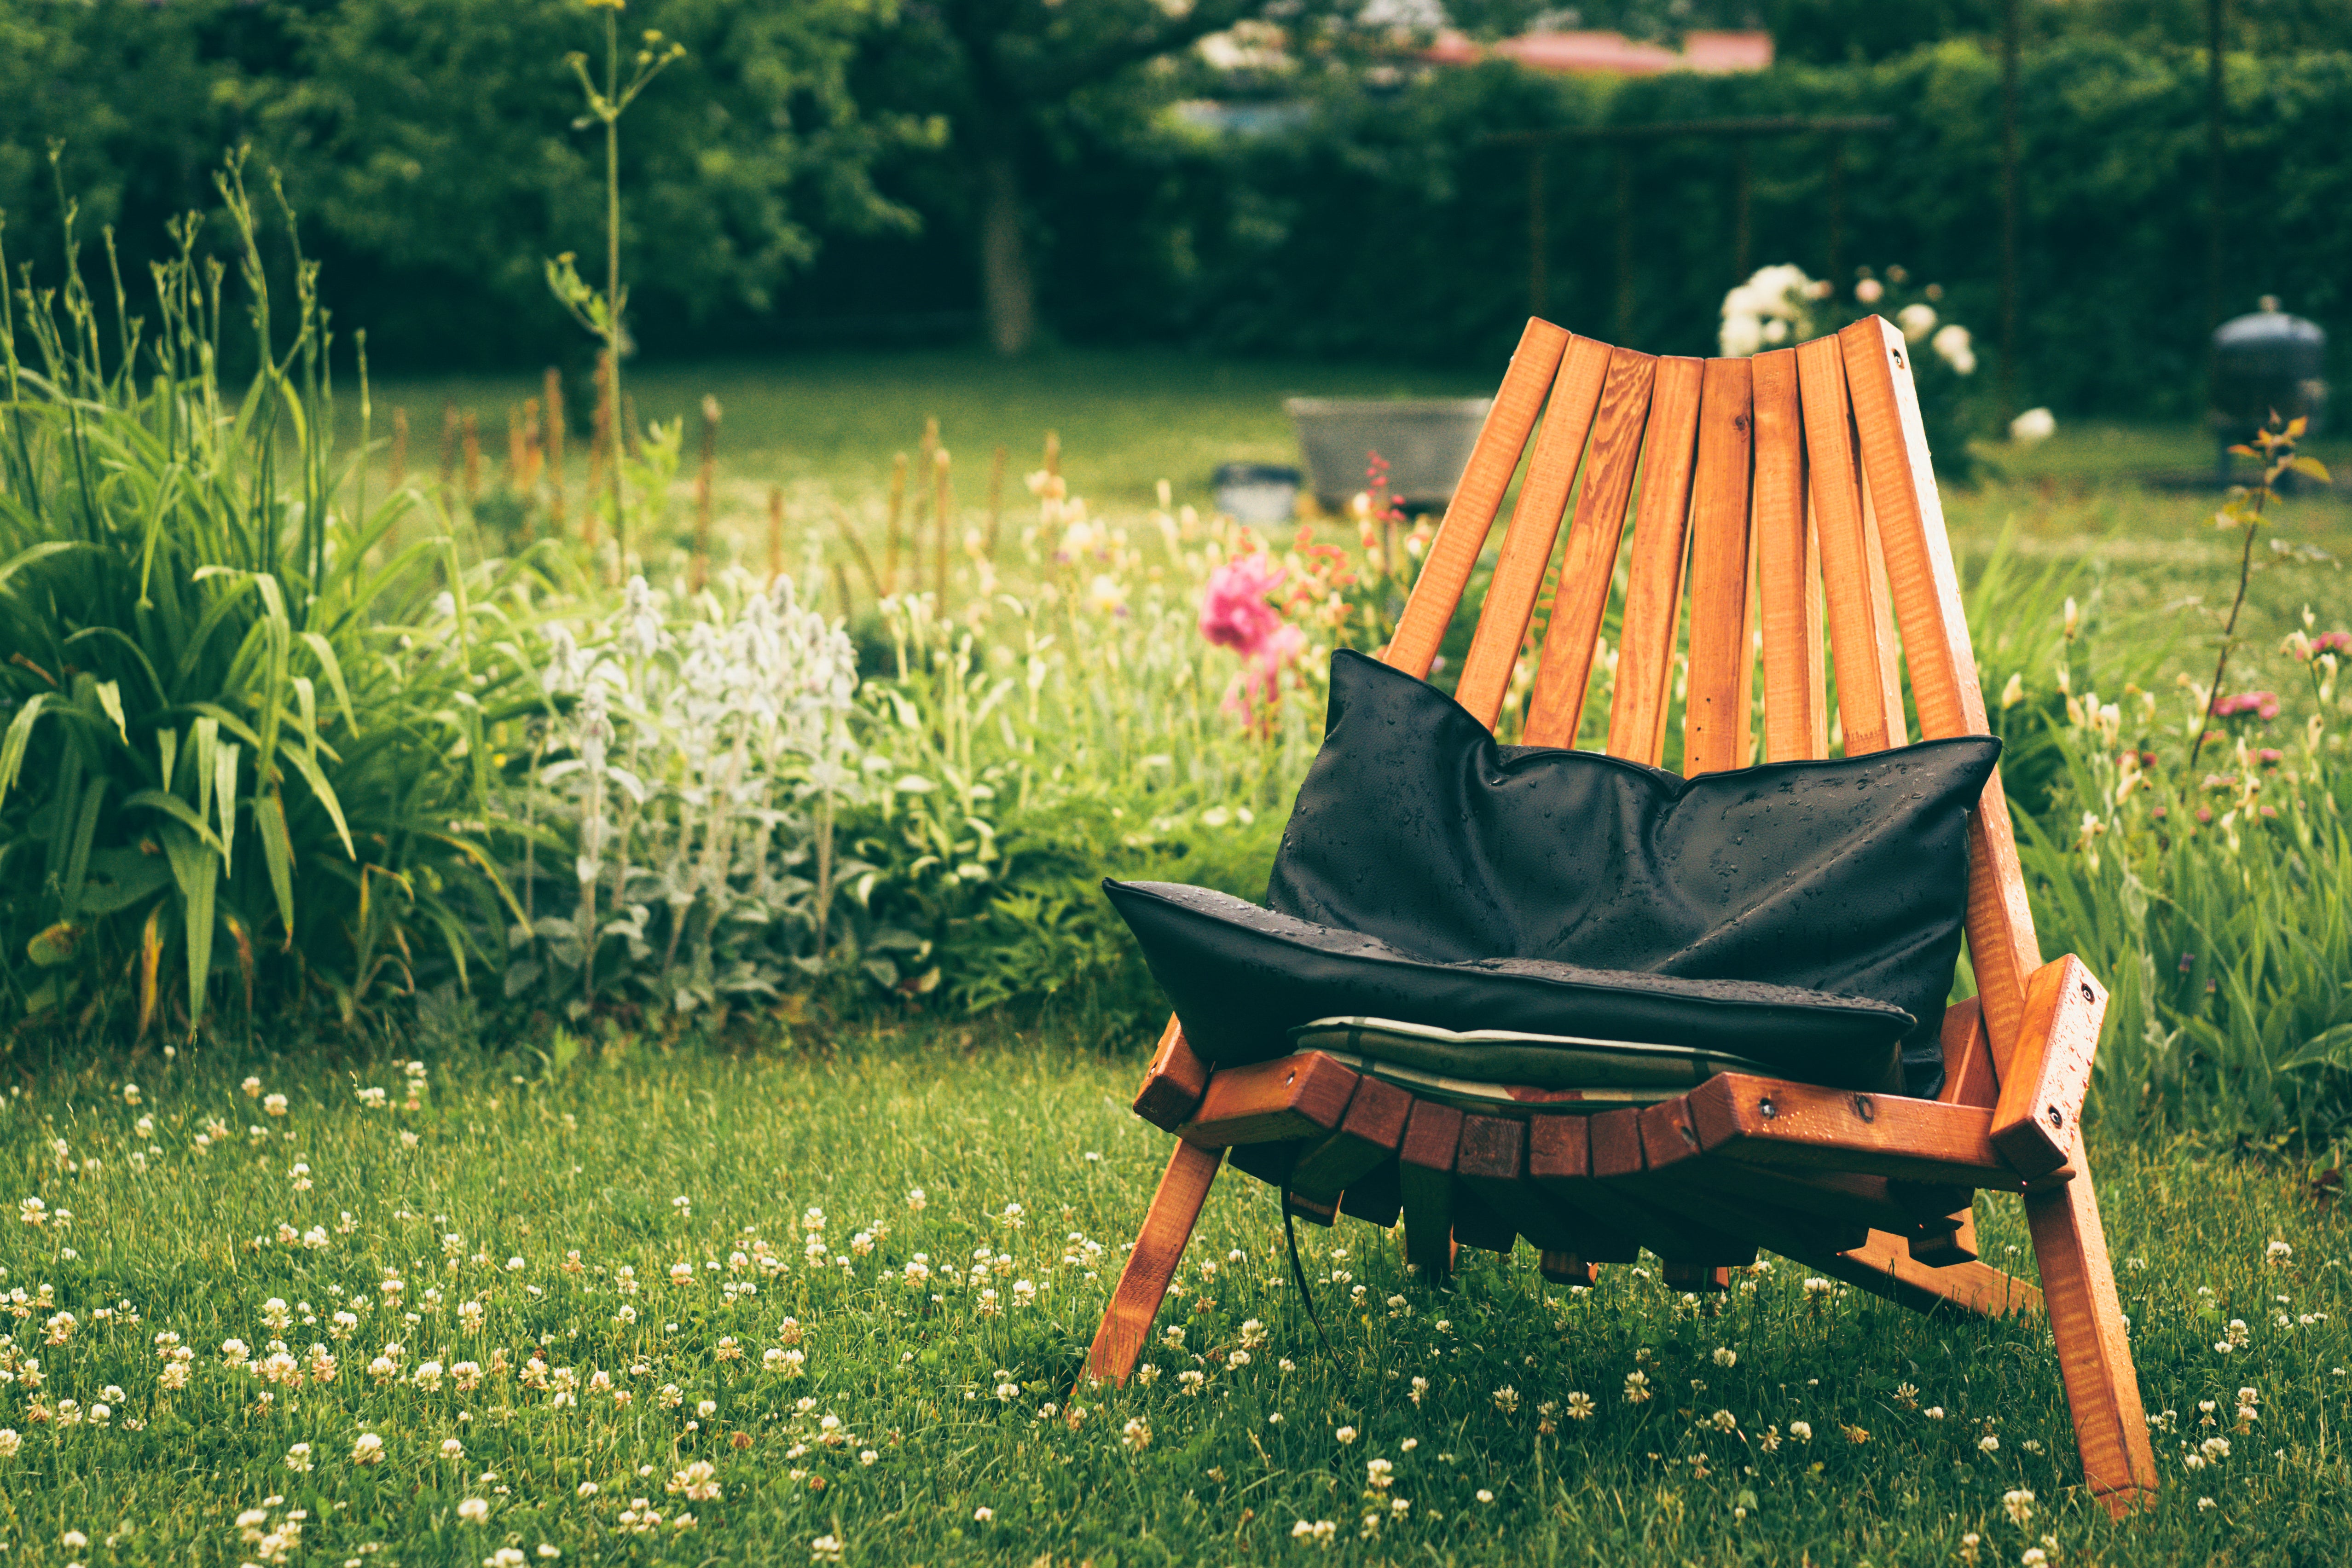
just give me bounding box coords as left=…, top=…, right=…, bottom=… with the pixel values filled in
left=2189, top=412, right=2331, bottom=775
left=0, top=159, right=519, bottom=1037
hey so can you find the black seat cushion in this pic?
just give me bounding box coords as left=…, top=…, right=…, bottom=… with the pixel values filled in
left=1110, top=648, right=1994, bottom=1091
left=1102, top=880, right=1918, bottom=1088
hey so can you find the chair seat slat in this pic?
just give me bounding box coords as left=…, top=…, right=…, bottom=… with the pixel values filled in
left=1385, top=319, right=1570, bottom=678
left=1454, top=335, right=1612, bottom=728
left=1521, top=347, right=1657, bottom=746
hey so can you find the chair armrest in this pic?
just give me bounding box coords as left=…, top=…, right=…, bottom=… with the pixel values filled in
left=1990, top=955, right=2107, bottom=1181
left=1133, top=1017, right=1211, bottom=1132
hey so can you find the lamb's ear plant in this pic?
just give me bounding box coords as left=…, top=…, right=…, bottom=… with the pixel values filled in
left=0, top=154, right=523, bottom=1038
left=546, top=0, right=686, bottom=577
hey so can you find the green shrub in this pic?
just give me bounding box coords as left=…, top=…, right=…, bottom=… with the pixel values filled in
left=0, top=168, right=518, bottom=1037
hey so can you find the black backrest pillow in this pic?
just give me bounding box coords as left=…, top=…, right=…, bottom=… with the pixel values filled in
left=1263, top=650, right=2000, bottom=1097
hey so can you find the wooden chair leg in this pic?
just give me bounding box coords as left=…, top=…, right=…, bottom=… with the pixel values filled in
left=2025, top=1151, right=2159, bottom=1517
left=1084, top=1140, right=1222, bottom=1384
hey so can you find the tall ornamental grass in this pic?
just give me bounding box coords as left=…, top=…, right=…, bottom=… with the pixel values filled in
left=0, top=167, right=519, bottom=1038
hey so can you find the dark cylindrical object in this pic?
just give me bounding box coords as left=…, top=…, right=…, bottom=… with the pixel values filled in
left=2210, top=305, right=2327, bottom=440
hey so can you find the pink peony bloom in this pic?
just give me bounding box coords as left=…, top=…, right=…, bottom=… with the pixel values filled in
left=1199, top=554, right=1288, bottom=654
left=1199, top=553, right=1303, bottom=718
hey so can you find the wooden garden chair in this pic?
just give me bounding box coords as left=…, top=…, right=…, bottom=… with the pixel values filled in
left=1083, top=317, right=2158, bottom=1516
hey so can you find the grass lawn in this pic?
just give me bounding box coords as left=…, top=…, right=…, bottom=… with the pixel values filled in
left=5, top=1029, right=2347, bottom=1565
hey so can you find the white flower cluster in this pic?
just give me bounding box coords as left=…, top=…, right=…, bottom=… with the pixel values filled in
left=1718, top=264, right=1829, bottom=357
left=530, top=572, right=865, bottom=1005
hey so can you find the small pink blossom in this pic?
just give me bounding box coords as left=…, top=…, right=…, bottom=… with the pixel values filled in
left=2210, top=691, right=2281, bottom=721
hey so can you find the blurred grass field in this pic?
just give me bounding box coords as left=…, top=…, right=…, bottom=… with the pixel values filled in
left=363, top=347, right=2352, bottom=698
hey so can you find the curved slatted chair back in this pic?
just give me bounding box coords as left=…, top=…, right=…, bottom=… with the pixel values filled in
left=1384, top=318, right=2041, bottom=1069
left=1088, top=318, right=2158, bottom=1518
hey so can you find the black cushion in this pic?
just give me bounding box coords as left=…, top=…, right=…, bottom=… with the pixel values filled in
left=1102, top=881, right=1918, bottom=1088
left=1107, top=651, right=1999, bottom=1095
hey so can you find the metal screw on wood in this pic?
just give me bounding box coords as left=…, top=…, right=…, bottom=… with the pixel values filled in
left=1758, top=1097, right=1777, bottom=1120
left=2047, top=1105, right=2065, bottom=1128
left=1853, top=1095, right=1877, bottom=1123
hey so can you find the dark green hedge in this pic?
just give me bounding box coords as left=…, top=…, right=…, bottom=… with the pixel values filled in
left=999, top=41, right=2351, bottom=418
left=6, top=4, right=2344, bottom=417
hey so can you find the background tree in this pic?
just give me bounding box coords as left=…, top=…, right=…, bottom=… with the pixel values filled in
left=880, top=0, right=1349, bottom=357
left=0, top=0, right=928, bottom=369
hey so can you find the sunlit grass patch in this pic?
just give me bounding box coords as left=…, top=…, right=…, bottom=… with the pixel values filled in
left=2, top=1029, right=2348, bottom=1562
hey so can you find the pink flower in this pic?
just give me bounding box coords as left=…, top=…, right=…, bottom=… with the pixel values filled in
left=1225, top=623, right=1305, bottom=717
left=2211, top=691, right=2281, bottom=721
left=1199, top=553, right=1304, bottom=719
left=2314, top=630, right=2352, bottom=656
left=1199, top=554, right=1288, bottom=654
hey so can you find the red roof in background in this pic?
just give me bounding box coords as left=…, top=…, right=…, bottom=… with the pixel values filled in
left=1426, top=29, right=1773, bottom=75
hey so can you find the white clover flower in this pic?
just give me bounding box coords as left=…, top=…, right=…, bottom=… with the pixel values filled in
left=352, top=1432, right=384, bottom=1465
left=1896, top=303, right=1938, bottom=342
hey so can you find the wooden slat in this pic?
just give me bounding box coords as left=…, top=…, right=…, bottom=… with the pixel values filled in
left=1939, top=995, right=2000, bottom=1110
left=1993, top=956, right=2108, bottom=1180
left=1837, top=315, right=2045, bottom=1071
left=2025, top=1151, right=2160, bottom=1515
left=1604, top=356, right=1705, bottom=762
left=1795, top=335, right=1906, bottom=757
left=1686, top=1073, right=2027, bottom=1191
left=1859, top=478, right=1910, bottom=745
left=1226, top=1140, right=1297, bottom=1187
left=1084, top=1140, right=1222, bottom=1383
left=1337, top=1161, right=1402, bottom=1229
left=1458, top=1113, right=1583, bottom=1255
left=1636, top=1099, right=1847, bottom=1256
left=1539, top=1250, right=1599, bottom=1286
left=1751, top=346, right=1825, bottom=761
left=1453, top=336, right=1612, bottom=728
left=1525, top=1115, right=1641, bottom=1262
left=1521, top=347, right=1657, bottom=746
left=1909, top=995, right=1998, bottom=1267
left=1663, top=1264, right=1735, bottom=1292
left=1398, top=1099, right=1464, bottom=1278
left=1385, top=319, right=1572, bottom=678
left=1133, top=1018, right=1212, bottom=1132
left=1681, top=357, right=1756, bottom=777
left=1806, top=1229, right=2044, bottom=1319
left=1590, top=1105, right=1758, bottom=1267
left=1452, top=1184, right=1522, bottom=1255
left=1284, top=1189, right=1339, bottom=1227
left=1288, top=1075, right=1412, bottom=1202
left=1177, top=1053, right=1357, bottom=1147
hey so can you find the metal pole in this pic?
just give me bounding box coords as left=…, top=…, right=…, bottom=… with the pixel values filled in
left=1826, top=135, right=1846, bottom=292
left=1734, top=140, right=1752, bottom=282
left=1614, top=147, right=1635, bottom=341
left=2207, top=0, right=2226, bottom=338
left=1529, top=146, right=1548, bottom=319
left=2000, top=0, right=2021, bottom=427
